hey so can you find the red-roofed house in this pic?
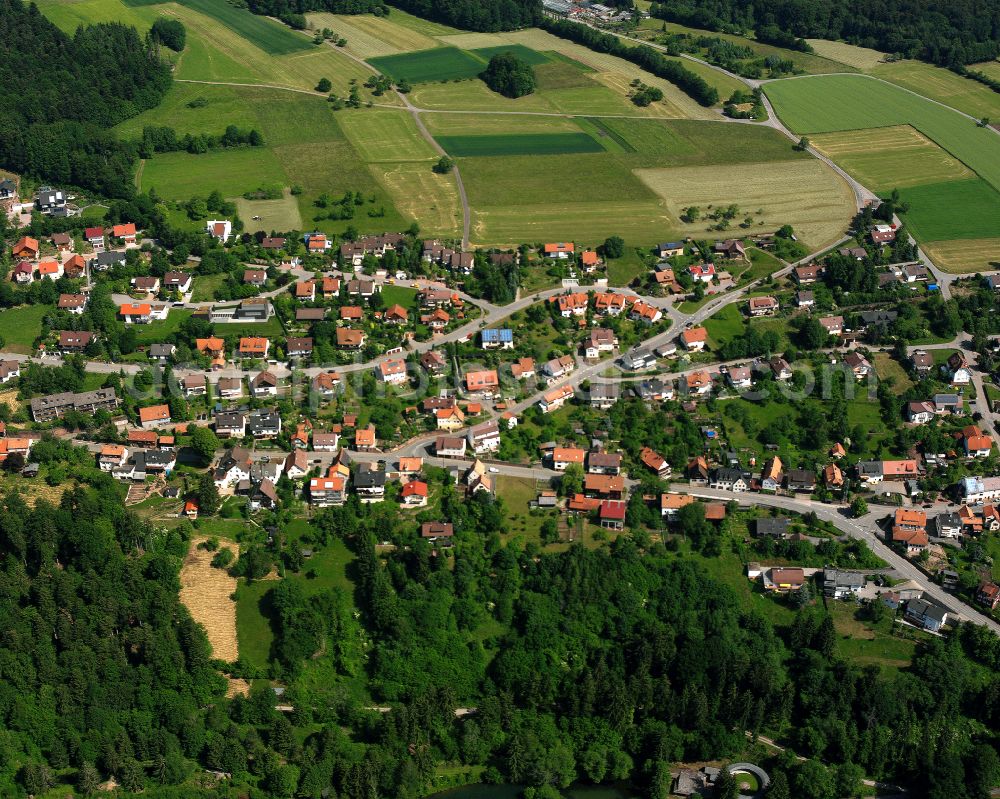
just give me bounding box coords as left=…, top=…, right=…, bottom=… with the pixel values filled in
left=544, top=242, right=575, bottom=259
left=112, top=223, right=137, bottom=245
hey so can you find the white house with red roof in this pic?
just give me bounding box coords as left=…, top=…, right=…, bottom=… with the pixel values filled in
left=206, top=220, right=232, bottom=243
left=84, top=227, right=105, bottom=252
left=688, top=263, right=716, bottom=283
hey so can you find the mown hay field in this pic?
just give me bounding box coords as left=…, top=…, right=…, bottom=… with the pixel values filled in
left=180, top=537, right=240, bottom=662
left=809, top=126, right=975, bottom=191
left=805, top=39, right=885, bottom=70
left=635, top=159, right=856, bottom=249
left=305, top=11, right=441, bottom=58
left=234, top=189, right=303, bottom=234
left=922, top=239, right=1000, bottom=274
left=437, top=132, right=605, bottom=157
left=175, top=0, right=310, bottom=54
left=373, top=162, right=463, bottom=238
left=139, top=147, right=288, bottom=199
left=337, top=110, right=439, bottom=162
left=422, top=113, right=583, bottom=136
left=764, top=74, right=1000, bottom=192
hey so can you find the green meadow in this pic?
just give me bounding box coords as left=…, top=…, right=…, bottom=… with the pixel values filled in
left=368, top=47, right=486, bottom=82
left=899, top=179, right=1000, bottom=241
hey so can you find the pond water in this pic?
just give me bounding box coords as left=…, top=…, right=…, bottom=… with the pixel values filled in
left=428, top=785, right=639, bottom=799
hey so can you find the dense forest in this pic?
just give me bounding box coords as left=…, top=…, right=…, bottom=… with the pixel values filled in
left=246, top=0, right=541, bottom=32
left=2, top=466, right=997, bottom=797
left=649, top=0, right=1000, bottom=65
left=0, top=0, right=171, bottom=198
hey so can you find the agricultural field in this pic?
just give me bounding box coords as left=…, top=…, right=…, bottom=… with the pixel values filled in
left=899, top=179, right=1000, bottom=242
left=808, top=126, right=975, bottom=191
left=139, top=147, right=288, bottom=200
left=422, top=113, right=583, bottom=137
left=336, top=110, right=439, bottom=162
left=972, top=60, right=1000, bottom=81
left=368, top=47, right=486, bottom=83
left=922, top=239, right=1000, bottom=274
left=370, top=162, right=463, bottom=238
left=305, top=11, right=442, bottom=57
left=804, top=39, right=885, bottom=70
left=764, top=75, right=1000, bottom=191
left=436, top=132, right=605, bottom=157
left=170, top=0, right=311, bottom=54
left=635, top=159, right=856, bottom=249
left=871, top=60, right=1000, bottom=121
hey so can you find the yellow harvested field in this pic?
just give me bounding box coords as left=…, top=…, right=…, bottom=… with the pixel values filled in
left=227, top=678, right=251, bottom=698
left=437, top=28, right=717, bottom=119
left=923, top=239, right=1000, bottom=274
left=179, top=537, right=240, bottom=662
left=234, top=189, right=303, bottom=234
left=337, top=110, right=439, bottom=162
left=809, top=126, right=975, bottom=190
left=635, top=159, right=856, bottom=249
left=806, top=39, right=885, bottom=70
left=590, top=71, right=687, bottom=117
left=375, top=162, right=463, bottom=237
left=471, top=199, right=673, bottom=247
left=971, top=60, right=1000, bottom=81
left=305, top=12, right=439, bottom=58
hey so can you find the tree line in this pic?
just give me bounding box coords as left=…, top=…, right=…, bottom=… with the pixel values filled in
left=539, top=16, right=719, bottom=106
left=649, top=0, right=1000, bottom=66
left=0, top=0, right=172, bottom=199
left=246, top=0, right=541, bottom=32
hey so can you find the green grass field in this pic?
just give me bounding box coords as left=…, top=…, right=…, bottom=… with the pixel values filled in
left=764, top=75, right=1000, bottom=193
left=0, top=305, right=49, bottom=353
left=140, top=147, right=288, bottom=200
left=134, top=310, right=194, bottom=344
left=438, top=132, right=605, bottom=156
left=368, top=47, right=485, bottom=82
left=873, top=60, right=1000, bottom=122
left=900, top=179, right=1000, bottom=241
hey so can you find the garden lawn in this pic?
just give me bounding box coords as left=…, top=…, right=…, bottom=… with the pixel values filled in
left=899, top=179, right=1000, bottom=241
left=368, top=47, right=485, bottom=82
left=380, top=285, right=418, bottom=308
left=764, top=75, right=1000, bottom=193
left=437, top=132, right=605, bottom=157
left=606, top=249, right=648, bottom=286
left=0, top=305, right=49, bottom=353
left=704, top=304, right=745, bottom=349
left=134, top=310, right=193, bottom=344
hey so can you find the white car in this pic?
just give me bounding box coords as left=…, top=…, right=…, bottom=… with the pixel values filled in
left=488, top=467, right=499, bottom=473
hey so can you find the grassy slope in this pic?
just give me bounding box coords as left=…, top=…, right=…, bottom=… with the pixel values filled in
left=0, top=305, right=49, bottom=353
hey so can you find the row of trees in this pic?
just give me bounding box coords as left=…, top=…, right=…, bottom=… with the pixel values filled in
left=541, top=16, right=719, bottom=105
left=650, top=0, right=1000, bottom=65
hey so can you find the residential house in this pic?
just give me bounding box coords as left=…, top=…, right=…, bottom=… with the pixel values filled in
left=421, top=350, right=447, bottom=375
left=11, top=236, right=39, bottom=260
left=933, top=393, right=962, bottom=414
left=767, top=568, right=805, bottom=593
left=660, top=492, right=693, bottom=519
left=657, top=241, right=685, bottom=258
left=550, top=292, right=589, bottom=317
left=856, top=460, right=884, bottom=484
left=216, top=377, right=242, bottom=400
left=820, top=316, right=844, bottom=336
left=891, top=508, right=928, bottom=555
left=247, top=409, right=281, bottom=438
left=206, top=220, right=232, bottom=242
left=539, top=384, right=573, bottom=412
left=468, top=420, right=500, bottom=454
left=57, top=330, right=95, bottom=354
left=312, top=432, right=340, bottom=452
left=581, top=250, right=600, bottom=271
left=295, top=280, right=316, bottom=302
left=163, top=271, right=192, bottom=295
left=309, top=473, right=347, bottom=506
left=594, top=292, right=627, bottom=316
left=182, top=374, right=207, bottom=398
left=239, top=337, right=270, bottom=359
left=727, top=365, right=753, bottom=390
left=12, top=261, right=34, bottom=283
left=911, top=350, right=933, bottom=375
left=621, top=349, right=656, bottom=371
left=823, top=568, right=866, bottom=598
left=243, top=269, right=267, bottom=287
left=770, top=357, right=792, bottom=380
left=630, top=300, right=662, bottom=325
left=51, top=232, right=73, bottom=252
left=943, top=352, right=972, bottom=385
left=599, top=500, right=626, bottom=530
left=89, top=250, right=126, bottom=271
left=883, top=459, right=918, bottom=480
left=823, top=463, right=844, bottom=488
left=633, top=378, right=674, bottom=402
left=131, top=277, right=160, bottom=295
left=688, top=263, right=716, bottom=283
left=465, top=369, right=500, bottom=398
left=935, top=512, right=963, bottom=539
left=543, top=354, right=576, bottom=382
left=98, top=445, right=129, bottom=472
left=754, top=517, right=789, bottom=538
left=378, top=358, right=408, bottom=386
left=786, top=468, right=816, bottom=493
left=551, top=447, right=586, bottom=471
left=400, top=481, right=428, bottom=507
left=680, top=326, right=707, bottom=351
left=685, top=371, right=712, bottom=396
left=84, top=227, right=105, bottom=252
left=57, top=294, right=87, bottom=315
left=306, top=232, right=332, bottom=253
left=354, top=426, right=377, bottom=452
left=905, top=597, right=947, bottom=632
left=421, top=308, right=451, bottom=330
left=286, top=337, right=313, bottom=359
left=436, top=406, right=465, bottom=431
left=906, top=401, right=935, bottom=424
left=710, top=467, right=750, bottom=492
left=870, top=224, right=896, bottom=244
left=385, top=304, right=408, bottom=325
left=543, top=242, right=575, bottom=259
left=977, top=581, right=1000, bottom=610
left=962, top=425, right=993, bottom=457
left=112, top=223, right=137, bottom=245
left=250, top=371, right=278, bottom=398
left=38, top=260, right=63, bottom=280
left=761, top=456, right=783, bottom=491
left=587, top=451, right=622, bottom=475
left=794, top=264, right=823, bottom=284
left=859, top=310, right=898, bottom=329
left=687, top=456, right=709, bottom=483
left=311, top=371, right=342, bottom=399
left=481, top=329, right=514, bottom=350
left=139, top=404, right=171, bottom=429
left=510, top=357, right=535, bottom=380
left=748, top=296, right=779, bottom=316
left=590, top=383, right=617, bottom=409
left=843, top=351, right=873, bottom=379
left=640, top=447, right=671, bottom=477
left=714, top=239, right=747, bottom=261
left=284, top=451, right=309, bottom=481
left=421, top=522, right=454, bottom=543
left=336, top=328, right=366, bottom=350
left=796, top=291, right=815, bottom=308
left=214, top=411, right=246, bottom=438
left=435, top=435, right=467, bottom=458
left=34, top=187, right=66, bottom=215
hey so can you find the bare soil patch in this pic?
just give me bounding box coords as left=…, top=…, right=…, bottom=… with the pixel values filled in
left=179, top=536, right=241, bottom=662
